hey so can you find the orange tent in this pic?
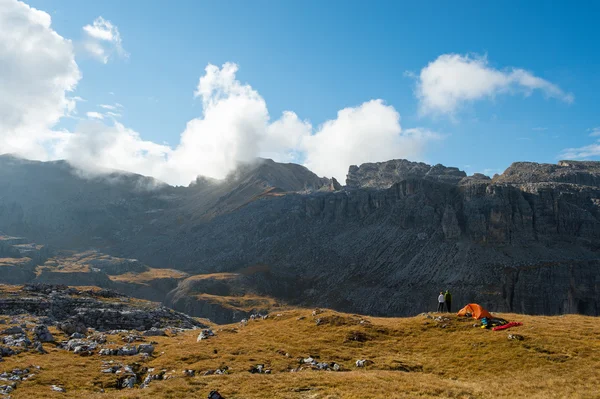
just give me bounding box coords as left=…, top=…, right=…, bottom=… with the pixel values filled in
left=457, top=303, right=493, bottom=320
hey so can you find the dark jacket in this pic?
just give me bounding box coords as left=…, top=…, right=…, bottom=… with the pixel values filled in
left=444, top=292, right=452, bottom=302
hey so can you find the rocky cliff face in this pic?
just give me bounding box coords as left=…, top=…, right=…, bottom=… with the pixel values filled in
left=346, top=159, right=467, bottom=188
left=0, top=154, right=598, bottom=319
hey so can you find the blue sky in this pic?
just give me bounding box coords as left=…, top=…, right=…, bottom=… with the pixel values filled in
left=5, top=0, right=600, bottom=184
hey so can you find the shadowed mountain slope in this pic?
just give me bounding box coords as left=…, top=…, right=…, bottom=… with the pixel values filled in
left=0, top=154, right=599, bottom=318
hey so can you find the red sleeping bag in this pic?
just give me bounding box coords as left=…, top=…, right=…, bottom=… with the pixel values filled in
left=492, top=322, right=523, bottom=331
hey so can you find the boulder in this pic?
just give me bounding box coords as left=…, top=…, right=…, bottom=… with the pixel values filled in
left=58, top=321, right=87, bottom=336
left=69, top=332, right=85, bottom=339
left=2, top=326, right=24, bottom=335
left=137, top=344, right=154, bottom=355
left=33, top=325, right=54, bottom=342
left=143, top=328, right=166, bottom=337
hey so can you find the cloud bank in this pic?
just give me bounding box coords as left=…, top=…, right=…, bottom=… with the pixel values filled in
left=415, top=53, right=574, bottom=116
left=0, top=0, right=80, bottom=159
left=0, top=0, right=439, bottom=185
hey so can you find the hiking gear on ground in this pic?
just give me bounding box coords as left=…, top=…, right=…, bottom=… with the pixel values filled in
left=492, top=322, right=523, bottom=331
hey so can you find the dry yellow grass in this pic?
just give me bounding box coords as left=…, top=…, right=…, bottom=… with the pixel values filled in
left=0, top=258, right=32, bottom=266
left=184, top=273, right=240, bottom=281
left=109, top=268, right=188, bottom=284
left=1, top=308, right=599, bottom=398
left=195, top=293, right=282, bottom=312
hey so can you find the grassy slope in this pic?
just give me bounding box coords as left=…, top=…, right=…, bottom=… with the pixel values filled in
left=2, top=309, right=599, bottom=399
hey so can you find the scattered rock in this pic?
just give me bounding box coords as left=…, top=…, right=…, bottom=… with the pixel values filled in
left=203, top=367, right=228, bottom=376
left=119, top=346, right=138, bottom=356
left=140, top=370, right=165, bottom=389
left=69, top=332, right=85, bottom=339
left=3, top=334, right=31, bottom=348
left=143, top=328, right=166, bottom=337
left=34, top=341, right=47, bottom=354
left=183, top=369, right=195, bottom=377
left=355, top=359, right=373, bottom=367
left=208, top=390, right=225, bottom=399
left=1, top=327, right=24, bottom=335
left=0, top=347, right=15, bottom=357
left=300, top=357, right=340, bottom=371
left=58, top=321, right=87, bottom=336
left=122, top=334, right=144, bottom=343
left=249, top=364, right=271, bottom=374
left=60, top=339, right=97, bottom=354
left=120, top=376, right=136, bottom=389
left=196, top=329, right=215, bottom=341
left=508, top=334, right=524, bottom=341
left=137, top=344, right=154, bottom=355
left=33, top=325, right=54, bottom=342
left=51, top=385, right=66, bottom=392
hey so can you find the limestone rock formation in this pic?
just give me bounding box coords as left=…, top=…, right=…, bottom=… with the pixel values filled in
left=346, top=159, right=466, bottom=188
left=0, top=284, right=205, bottom=331
left=0, top=154, right=599, bottom=319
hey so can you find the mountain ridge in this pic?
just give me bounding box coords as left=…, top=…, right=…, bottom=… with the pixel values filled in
left=0, top=154, right=599, bottom=318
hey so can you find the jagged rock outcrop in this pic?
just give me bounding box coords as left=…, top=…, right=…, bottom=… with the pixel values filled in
left=493, top=160, right=600, bottom=186
left=0, top=284, right=205, bottom=331
left=346, top=159, right=467, bottom=188
left=0, top=154, right=599, bottom=319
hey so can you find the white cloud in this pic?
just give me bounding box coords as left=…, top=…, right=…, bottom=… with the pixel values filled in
left=560, top=143, right=600, bottom=159
left=414, top=53, right=573, bottom=116
left=0, top=1, right=440, bottom=186
left=86, top=111, right=104, bottom=120
left=558, top=127, right=600, bottom=159
left=54, top=63, right=439, bottom=185
left=82, top=16, right=127, bottom=63
left=0, top=0, right=80, bottom=159
left=588, top=127, right=600, bottom=137
left=303, top=100, right=441, bottom=180
left=55, top=121, right=171, bottom=179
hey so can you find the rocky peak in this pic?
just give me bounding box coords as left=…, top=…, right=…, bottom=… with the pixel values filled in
left=493, top=160, right=600, bottom=187
left=346, top=159, right=467, bottom=189
left=224, top=158, right=334, bottom=193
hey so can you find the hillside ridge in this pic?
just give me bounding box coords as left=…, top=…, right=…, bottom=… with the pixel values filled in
left=0, top=155, right=599, bottom=319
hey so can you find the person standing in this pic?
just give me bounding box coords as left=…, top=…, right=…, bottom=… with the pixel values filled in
left=437, top=291, right=445, bottom=312
left=444, top=290, right=452, bottom=313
